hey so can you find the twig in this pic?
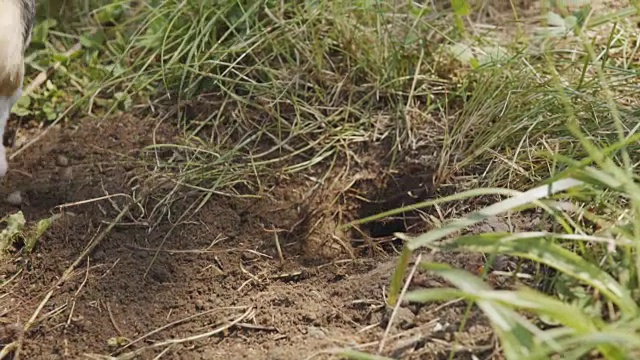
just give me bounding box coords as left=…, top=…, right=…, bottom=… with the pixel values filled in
left=58, top=186, right=153, bottom=285
left=234, top=323, right=279, bottom=332
left=115, top=307, right=253, bottom=359
left=0, top=268, right=22, bottom=290
left=55, top=194, right=134, bottom=210
left=274, top=230, right=284, bottom=264
left=120, top=306, right=248, bottom=351
left=142, top=193, right=199, bottom=278
left=0, top=342, right=17, bottom=359
left=148, top=307, right=253, bottom=346
left=74, top=258, right=91, bottom=297
left=151, top=345, right=174, bottom=360
left=12, top=290, right=54, bottom=360
left=106, top=302, right=124, bottom=337
left=377, top=254, right=422, bottom=354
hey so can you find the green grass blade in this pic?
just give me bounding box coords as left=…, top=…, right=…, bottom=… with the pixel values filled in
left=409, top=263, right=628, bottom=359
left=407, top=286, right=597, bottom=333
left=414, top=262, right=544, bottom=359
left=406, top=178, right=584, bottom=251
left=343, top=187, right=522, bottom=230
left=439, top=233, right=637, bottom=316
left=387, top=247, right=412, bottom=306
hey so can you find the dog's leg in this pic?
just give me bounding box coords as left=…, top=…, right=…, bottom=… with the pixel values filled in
left=0, top=98, right=11, bottom=178
left=0, top=0, right=35, bottom=178
left=0, top=83, right=22, bottom=178
left=0, top=0, right=32, bottom=179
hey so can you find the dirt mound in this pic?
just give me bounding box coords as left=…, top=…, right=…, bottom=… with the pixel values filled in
left=0, top=116, right=506, bottom=359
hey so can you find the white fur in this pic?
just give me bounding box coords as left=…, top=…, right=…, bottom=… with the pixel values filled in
left=0, top=0, right=25, bottom=88
left=0, top=90, right=22, bottom=178
left=0, top=0, right=28, bottom=178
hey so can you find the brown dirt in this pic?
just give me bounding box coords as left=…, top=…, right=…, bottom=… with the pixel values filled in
left=0, top=115, right=542, bottom=360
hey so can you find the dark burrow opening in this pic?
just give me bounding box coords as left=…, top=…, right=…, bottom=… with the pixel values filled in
left=354, top=166, right=435, bottom=239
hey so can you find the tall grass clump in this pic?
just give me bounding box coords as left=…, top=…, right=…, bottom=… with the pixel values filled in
left=372, top=134, right=640, bottom=358
left=344, top=2, right=640, bottom=359
left=35, top=1, right=638, bottom=194
left=99, top=1, right=639, bottom=195
left=94, top=0, right=450, bottom=194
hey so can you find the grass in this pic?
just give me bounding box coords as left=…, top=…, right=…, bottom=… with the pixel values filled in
left=10, top=0, right=640, bottom=358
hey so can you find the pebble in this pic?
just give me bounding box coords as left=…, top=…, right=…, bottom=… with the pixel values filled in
left=56, top=154, right=69, bottom=167
left=59, top=167, right=73, bottom=181
left=394, top=307, right=416, bottom=329
left=149, top=267, right=172, bottom=284
left=92, top=249, right=106, bottom=261
left=3, top=263, right=18, bottom=274
left=5, top=191, right=22, bottom=206
left=307, top=326, right=327, bottom=339
left=194, top=299, right=206, bottom=310
left=241, top=251, right=259, bottom=262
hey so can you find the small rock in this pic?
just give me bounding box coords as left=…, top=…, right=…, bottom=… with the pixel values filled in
left=194, top=299, right=206, bottom=310
left=241, top=251, right=259, bottom=262
left=5, top=191, right=22, bottom=206
left=92, top=250, right=105, bottom=261
left=307, top=326, right=326, bottom=339
left=394, top=307, right=416, bottom=329
left=59, top=167, right=73, bottom=181
left=305, top=312, right=320, bottom=326
left=3, top=263, right=18, bottom=274
left=56, top=154, right=69, bottom=167
left=149, top=267, right=172, bottom=284
left=381, top=306, right=416, bottom=330
left=492, top=255, right=511, bottom=272
left=123, top=162, right=135, bottom=171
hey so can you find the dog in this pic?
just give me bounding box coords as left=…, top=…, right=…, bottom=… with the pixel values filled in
left=0, top=0, right=35, bottom=178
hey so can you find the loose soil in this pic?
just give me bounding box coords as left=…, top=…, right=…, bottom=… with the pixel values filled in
left=0, top=115, right=541, bottom=360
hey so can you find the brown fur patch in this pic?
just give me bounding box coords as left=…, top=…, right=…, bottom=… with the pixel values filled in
left=0, top=68, right=21, bottom=97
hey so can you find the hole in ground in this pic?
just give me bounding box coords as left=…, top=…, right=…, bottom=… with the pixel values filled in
left=355, top=165, right=435, bottom=238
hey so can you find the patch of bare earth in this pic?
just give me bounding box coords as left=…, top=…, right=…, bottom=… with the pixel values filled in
left=0, top=115, right=545, bottom=360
